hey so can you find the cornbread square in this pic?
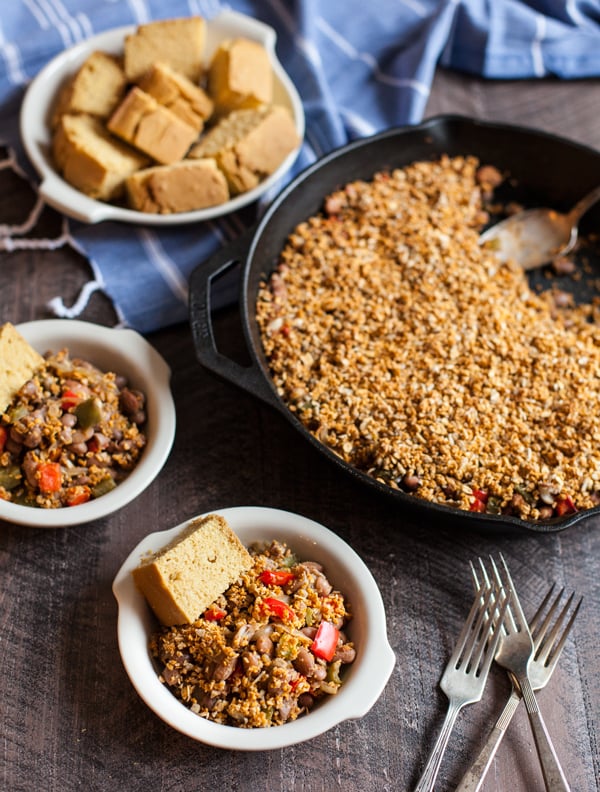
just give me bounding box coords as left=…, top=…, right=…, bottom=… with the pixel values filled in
left=108, top=87, right=198, bottom=165
left=208, top=37, right=273, bottom=116
left=124, top=16, right=206, bottom=83
left=189, top=104, right=299, bottom=194
left=132, top=514, right=253, bottom=626
left=51, top=51, right=127, bottom=127
left=52, top=114, right=149, bottom=200
left=138, top=62, right=213, bottom=132
left=126, top=158, right=229, bottom=214
left=0, top=323, right=44, bottom=414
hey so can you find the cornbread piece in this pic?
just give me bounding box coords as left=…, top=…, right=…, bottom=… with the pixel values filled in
left=124, top=17, right=206, bottom=83
left=208, top=37, right=273, bottom=116
left=0, top=324, right=44, bottom=414
left=51, top=51, right=127, bottom=127
left=188, top=105, right=299, bottom=194
left=132, top=514, right=253, bottom=626
left=138, top=62, right=213, bottom=132
left=108, top=87, right=198, bottom=165
left=126, top=158, right=229, bottom=214
left=52, top=114, right=149, bottom=200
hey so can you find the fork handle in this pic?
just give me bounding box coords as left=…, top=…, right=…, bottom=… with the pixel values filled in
left=454, top=689, right=521, bottom=792
left=414, top=700, right=462, bottom=792
left=519, top=678, right=571, bottom=792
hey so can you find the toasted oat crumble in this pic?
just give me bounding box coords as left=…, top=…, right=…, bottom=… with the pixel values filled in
left=256, top=155, right=600, bottom=521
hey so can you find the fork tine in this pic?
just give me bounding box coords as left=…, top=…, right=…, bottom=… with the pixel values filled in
left=532, top=587, right=568, bottom=657
left=475, top=558, right=493, bottom=590
left=535, top=594, right=582, bottom=668
left=528, top=582, right=556, bottom=637
left=450, top=584, right=495, bottom=668
left=496, top=553, right=527, bottom=632
left=461, top=571, right=510, bottom=675
left=475, top=584, right=511, bottom=677
left=469, top=560, right=480, bottom=590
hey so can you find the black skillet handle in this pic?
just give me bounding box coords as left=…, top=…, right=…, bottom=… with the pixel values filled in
left=189, top=230, right=283, bottom=412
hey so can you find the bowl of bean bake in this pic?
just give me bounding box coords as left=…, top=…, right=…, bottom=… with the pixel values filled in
left=0, top=319, right=175, bottom=528
left=112, top=506, right=395, bottom=750
left=189, top=115, right=600, bottom=535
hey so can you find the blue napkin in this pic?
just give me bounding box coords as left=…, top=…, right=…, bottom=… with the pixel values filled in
left=1, top=0, right=599, bottom=333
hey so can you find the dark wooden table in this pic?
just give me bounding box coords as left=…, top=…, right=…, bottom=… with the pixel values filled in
left=1, top=70, right=599, bottom=792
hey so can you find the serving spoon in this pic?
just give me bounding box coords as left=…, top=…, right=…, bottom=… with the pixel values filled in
left=479, top=184, right=600, bottom=270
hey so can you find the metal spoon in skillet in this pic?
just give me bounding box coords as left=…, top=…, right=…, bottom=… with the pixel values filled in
left=479, top=184, right=600, bottom=270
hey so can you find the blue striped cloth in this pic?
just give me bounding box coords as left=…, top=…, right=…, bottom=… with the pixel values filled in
left=1, top=0, right=600, bottom=333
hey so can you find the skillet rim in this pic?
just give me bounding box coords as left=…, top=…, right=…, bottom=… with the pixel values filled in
left=201, top=114, right=600, bottom=534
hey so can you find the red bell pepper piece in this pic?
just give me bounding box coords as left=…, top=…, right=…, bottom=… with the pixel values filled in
left=0, top=425, right=7, bottom=453
left=203, top=605, right=227, bottom=621
left=555, top=494, right=577, bottom=516
left=470, top=488, right=488, bottom=512
left=259, top=569, right=295, bottom=586
left=65, top=485, right=91, bottom=507
left=37, top=462, right=62, bottom=493
left=61, top=389, right=80, bottom=411
left=310, top=621, right=340, bottom=662
left=261, top=597, right=296, bottom=622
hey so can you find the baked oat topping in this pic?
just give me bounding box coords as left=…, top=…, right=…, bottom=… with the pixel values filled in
left=256, top=155, right=600, bottom=521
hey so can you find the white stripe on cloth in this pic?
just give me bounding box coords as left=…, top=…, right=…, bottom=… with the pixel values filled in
left=532, top=12, right=547, bottom=78
left=315, top=16, right=432, bottom=96
left=137, top=228, right=189, bottom=305
left=566, top=0, right=586, bottom=26
left=28, top=0, right=76, bottom=47
left=45, top=0, right=88, bottom=42
left=0, top=28, right=27, bottom=85
left=126, top=0, right=152, bottom=25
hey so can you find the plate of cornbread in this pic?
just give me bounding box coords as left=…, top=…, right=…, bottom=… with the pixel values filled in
left=20, top=10, right=305, bottom=225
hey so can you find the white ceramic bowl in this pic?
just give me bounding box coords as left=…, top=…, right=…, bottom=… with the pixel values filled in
left=112, top=506, right=395, bottom=750
left=0, top=320, right=175, bottom=528
left=20, top=10, right=305, bottom=225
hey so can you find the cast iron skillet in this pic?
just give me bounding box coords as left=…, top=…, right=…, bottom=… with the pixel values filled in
left=189, top=114, right=600, bottom=534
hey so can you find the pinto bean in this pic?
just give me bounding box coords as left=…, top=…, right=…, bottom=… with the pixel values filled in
left=298, top=693, right=315, bottom=710
left=241, top=650, right=262, bottom=675
left=213, top=653, right=239, bottom=681
left=58, top=426, right=73, bottom=445
left=313, top=664, right=327, bottom=681
left=71, top=427, right=94, bottom=444
left=22, top=451, right=39, bottom=488
left=5, top=436, right=22, bottom=455
left=293, top=647, right=316, bottom=677
left=254, top=633, right=274, bottom=655
left=314, top=573, right=332, bottom=596
left=232, top=623, right=256, bottom=649
left=334, top=645, right=357, bottom=664
left=22, top=426, right=42, bottom=449
left=277, top=697, right=295, bottom=722
left=162, top=666, right=182, bottom=686
left=120, top=388, right=146, bottom=418
left=301, top=561, right=324, bottom=573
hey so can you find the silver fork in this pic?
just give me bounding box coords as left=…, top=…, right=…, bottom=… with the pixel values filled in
left=414, top=582, right=510, bottom=792
left=480, top=555, right=572, bottom=792
left=455, top=580, right=582, bottom=792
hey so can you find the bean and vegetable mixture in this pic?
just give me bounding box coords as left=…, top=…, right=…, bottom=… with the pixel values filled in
left=257, top=155, right=600, bottom=522
left=150, top=539, right=356, bottom=728
left=0, top=348, right=147, bottom=508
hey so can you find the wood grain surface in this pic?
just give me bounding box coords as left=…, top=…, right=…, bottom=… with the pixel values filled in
left=1, top=69, right=599, bottom=792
